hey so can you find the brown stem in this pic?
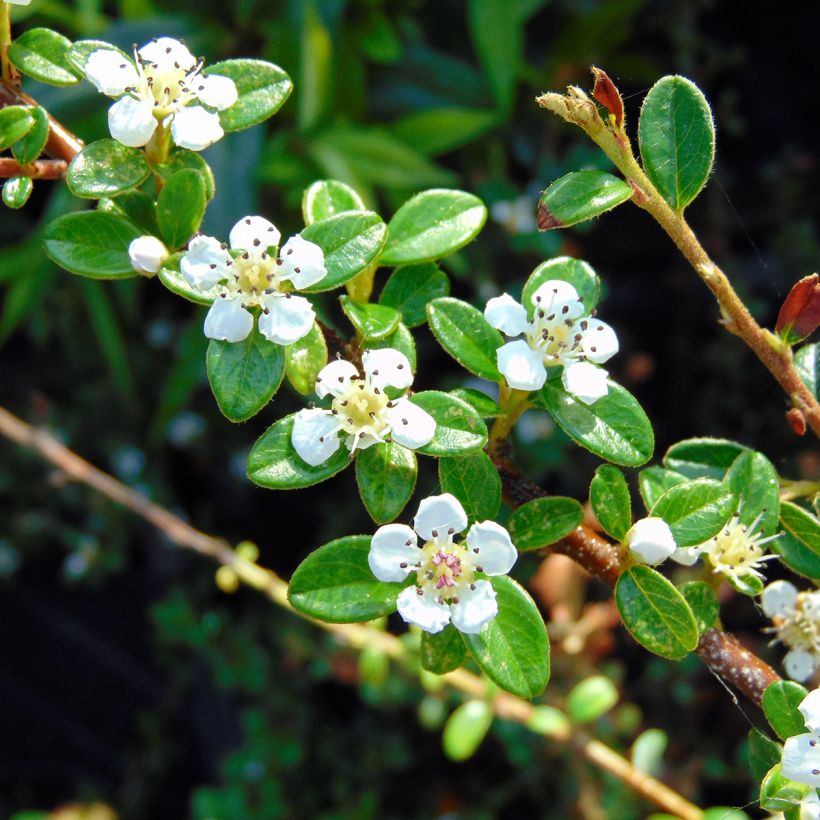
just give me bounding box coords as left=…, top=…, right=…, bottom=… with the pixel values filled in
left=0, top=157, right=68, bottom=179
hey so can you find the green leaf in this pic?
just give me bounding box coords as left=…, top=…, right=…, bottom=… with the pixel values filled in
left=728, top=572, right=764, bottom=597
left=663, top=437, right=746, bottom=480
left=339, top=296, right=400, bottom=340
left=748, top=728, right=783, bottom=783
left=0, top=106, right=34, bottom=151
left=526, top=705, right=570, bottom=738
left=288, top=535, right=399, bottom=622
left=366, top=322, right=416, bottom=373
left=725, top=450, right=780, bottom=535
left=380, top=189, right=487, bottom=266
left=421, top=627, right=467, bottom=675
left=379, top=263, right=450, bottom=328
left=678, top=581, right=719, bottom=635
left=462, top=576, right=550, bottom=698
left=43, top=211, right=142, bottom=279
left=522, top=256, right=601, bottom=314
left=410, top=391, right=487, bottom=457
left=590, top=464, right=632, bottom=540
left=615, top=565, right=699, bottom=659
left=99, top=190, right=158, bottom=235
left=438, top=451, right=501, bottom=523
left=760, top=764, right=810, bottom=813
left=450, top=388, right=502, bottom=418
left=156, top=150, right=216, bottom=201
left=427, top=297, right=503, bottom=381
left=638, top=466, right=687, bottom=510
left=284, top=322, right=327, bottom=395
left=67, top=139, right=151, bottom=199
left=650, top=478, right=735, bottom=546
left=207, top=59, right=293, bottom=131
left=156, top=169, right=207, bottom=250
left=775, top=502, right=820, bottom=581
left=537, top=380, right=654, bottom=467
left=206, top=329, right=285, bottom=423
left=442, top=700, right=494, bottom=762
left=390, top=107, right=498, bottom=156
left=567, top=676, right=619, bottom=723
left=507, top=496, right=584, bottom=551
left=247, top=413, right=350, bottom=490
left=2, top=177, right=33, bottom=209
left=537, top=170, right=632, bottom=230
left=638, top=75, right=715, bottom=211
left=763, top=681, right=810, bottom=740
left=158, top=257, right=219, bottom=306
left=302, top=179, right=365, bottom=225
left=11, top=106, right=48, bottom=165
left=7, top=27, right=81, bottom=86
left=795, top=343, right=819, bottom=398
left=300, top=211, right=387, bottom=293
left=355, top=442, right=417, bottom=524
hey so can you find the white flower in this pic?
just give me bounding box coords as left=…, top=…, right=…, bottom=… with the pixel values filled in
left=625, top=517, right=677, bottom=565
left=762, top=580, right=820, bottom=682
left=128, top=235, right=168, bottom=274
left=799, top=790, right=820, bottom=820
left=368, top=493, right=518, bottom=634
left=83, top=37, right=238, bottom=150
left=291, top=348, right=436, bottom=465
left=484, top=280, right=618, bottom=404
left=4, top=0, right=32, bottom=5
left=782, top=688, right=820, bottom=788
left=179, top=216, right=326, bottom=345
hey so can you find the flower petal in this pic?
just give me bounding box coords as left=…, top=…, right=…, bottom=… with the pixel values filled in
left=203, top=295, right=253, bottom=342
left=291, top=408, right=342, bottom=467
left=786, top=649, right=818, bottom=683
left=128, top=235, right=168, bottom=274
left=196, top=73, right=238, bottom=110
left=384, top=398, right=436, bottom=450
left=782, top=733, right=820, bottom=786
left=229, top=215, right=281, bottom=255
left=626, top=517, right=677, bottom=565
left=108, top=95, right=157, bottom=147
left=532, top=279, right=584, bottom=319
left=362, top=348, right=413, bottom=391
left=180, top=235, right=232, bottom=290
left=85, top=50, right=139, bottom=96
left=257, top=294, right=315, bottom=345
left=396, top=586, right=451, bottom=634
left=413, top=493, right=468, bottom=541
left=170, top=105, right=224, bottom=151
left=314, top=359, right=359, bottom=399
left=484, top=293, right=528, bottom=336
left=368, top=524, right=420, bottom=582
left=562, top=361, right=609, bottom=405
left=450, top=579, right=498, bottom=634
left=575, top=318, right=619, bottom=364
left=761, top=579, right=799, bottom=618
left=466, top=521, right=517, bottom=575
left=800, top=689, right=820, bottom=734
left=138, top=37, right=196, bottom=72
left=277, top=235, right=327, bottom=289
left=496, top=339, right=546, bottom=392
left=669, top=545, right=703, bottom=566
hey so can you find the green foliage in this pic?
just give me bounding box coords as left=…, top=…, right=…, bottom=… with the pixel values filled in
left=566, top=676, right=619, bottom=723
left=438, top=451, right=502, bottom=523
left=507, top=496, right=583, bottom=550
left=284, top=322, right=327, bottom=395
left=748, top=728, right=783, bottom=783
left=760, top=764, right=810, bottom=813
left=663, top=437, right=745, bottom=480
left=775, top=502, right=820, bottom=580
left=158, top=256, right=216, bottom=305
left=339, top=296, right=400, bottom=340
left=302, top=179, right=365, bottom=225
left=442, top=700, right=494, bottom=761
left=679, top=581, right=718, bottom=634
left=762, top=680, right=809, bottom=740
left=537, top=171, right=633, bottom=229
left=2, top=177, right=33, bottom=209
left=589, top=464, right=632, bottom=541
left=378, top=263, right=450, bottom=328
left=796, top=343, right=819, bottom=398
left=156, top=150, right=216, bottom=201
left=207, top=59, right=293, bottom=131
left=67, top=139, right=151, bottom=199
left=450, top=388, right=502, bottom=418
left=11, top=106, right=48, bottom=165
left=355, top=442, right=417, bottom=524
left=638, top=466, right=688, bottom=509
left=157, top=170, right=208, bottom=250
left=420, top=627, right=467, bottom=675
left=725, top=450, right=779, bottom=535
left=0, top=106, right=35, bottom=150
left=650, top=478, right=736, bottom=546
left=410, top=391, right=488, bottom=457
left=7, top=27, right=81, bottom=86
left=522, top=256, right=600, bottom=313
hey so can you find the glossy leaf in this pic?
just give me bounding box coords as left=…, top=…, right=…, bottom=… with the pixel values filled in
left=378, top=263, right=450, bottom=328
left=11, top=106, right=48, bottom=165
left=522, top=256, right=601, bottom=314
left=98, top=190, right=158, bottom=236
left=762, top=680, right=810, bottom=740
left=663, top=437, right=746, bottom=480
left=340, top=296, right=400, bottom=340
left=7, top=27, right=81, bottom=86
left=725, top=450, right=780, bottom=535
left=450, top=388, right=502, bottom=418
left=420, top=626, right=467, bottom=675
left=156, top=150, right=216, bottom=201
left=284, top=322, right=327, bottom=395
left=679, top=581, right=719, bottom=634
left=67, top=139, right=151, bottom=199
left=748, top=728, right=783, bottom=783
left=590, top=464, right=632, bottom=541
left=390, top=107, right=498, bottom=156
left=438, top=451, right=501, bottom=523
left=442, top=700, right=493, bottom=761
left=355, top=442, right=417, bottom=524
left=537, top=170, right=632, bottom=230
left=2, top=177, right=33, bottom=209
left=302, top=179, right=365, bottom=225
left=759, top=764, right=809, bottom=813
left=775, top=502, right=820, bottom=580
left=156, top=169, right=207, bottom=250
left=650, top=478, right=735, bottom=546
left=0, top=106, right=34, bottom=151
left=410, top=391, right=487, bottom=457
left=795, top=343, right=819, bottom=399
left=507, top=496, right=583, bottom=551
left=567, top=676, right=619, bottom=723
left=638, top=466, right=687, bottom=510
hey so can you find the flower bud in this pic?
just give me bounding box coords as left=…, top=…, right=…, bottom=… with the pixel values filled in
left=625, top=517, right=676, bottom=565
left=129, top=235, right=169, bottom=275
left=775, top=273, right=820, bottom=343
left=591, top=66, right=624, bottom=128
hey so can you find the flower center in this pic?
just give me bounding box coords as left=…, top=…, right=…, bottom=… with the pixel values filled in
left=417, top=539, right=478, bottom=603
left=331, top=377, right=390, bottom=440
left=136, top=54, right=203, bottom=117
left=233, top=255, right=275, bottom=295
left=706, top=519, right=766, bottom=571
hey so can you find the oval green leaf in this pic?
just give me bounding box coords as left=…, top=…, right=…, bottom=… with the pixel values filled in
left=796, top=343, right=819, bottom=399
left=284, top=322, right=327, bottom=395
left=450, top=388, right=502, bottom=419
left=438, top=451, right=501, bottom=523
left=340, top=296, right=400, bottom=340
left=157, top=169, right=207, bottom=250
left=7, top=27, right=81, bottom=86
left=663, top=437, right=746, bottom=480
left=355, top=441, right=417, bottom=524
left=775, top=502, right=820, bottom=580
left=638, top=466, right=688, bottom=510
left=2, top=176, right=33, bottom=209
left=567, top=676, right=619, bottom=723
left=507, top=496, right=583, bottom=551
left=302, top=179, right=365, bottom=225
left=410, top=391, right=487, bottom=457
left=762, top=680, right=810, bottom=740
left=590, top=464, right=632, bottom=541
left=378, top=263, right=450, bottom=328
left=156, top=149, right=216, bottom=201
left=11, top=106, right=49, bottom=165
left=442, top=700, right=493, bottom=761
left=0, top=106, right=34, bottom=151
left=679, top=581, right=719, bottom=634
left=421, top=626, right=467, bottom=675
left=725, top=450, right=780, bottom=535
left=537, top=170, right=632, bottom=230
left=650, top=478, right=735, bottom=546
left=67, top=139, right=150, bottom=199
left=522, top=256, right=601, bottom=314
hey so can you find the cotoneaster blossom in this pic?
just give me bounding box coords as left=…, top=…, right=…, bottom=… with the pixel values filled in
left=782, top=688, right=820, bottom=788
left=83, top=37, right=237, bottom=150
left=368, top=493, right=517, bottom=634
left=129, top=235, right=168, bottom=274
left=625, top=517, right=677, bottom=565
left=180, top=215, right=325, bottom=345
left=291, top=348, right=435, bottom=465
left=484, top=280, right=618, bottom=404
left=762, top=580, right=820, bottom=682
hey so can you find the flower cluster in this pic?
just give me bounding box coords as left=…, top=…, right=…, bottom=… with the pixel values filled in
left=180, top=215, right=326, bottom=345
left=368, top=493, right=517, bottom=634
left=762, top=580, right=820, bottom=682
left=291, top=349, right=435, bottom=465
left=84, top=37, right=237, bottom=151
left=484, top=279, right=618, bottom=404
left=781, top=688, right=820, bottom=798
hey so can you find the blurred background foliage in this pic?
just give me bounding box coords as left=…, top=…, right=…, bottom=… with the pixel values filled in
left=1, top=0, right=819, bottom=817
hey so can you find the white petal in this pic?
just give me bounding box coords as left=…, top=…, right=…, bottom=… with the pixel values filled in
left=180, top=235, right=232, bottom=290
left=531, top=279, right=584, bottom=319
left=805, top=593, right=820, bottom=621
left=783, top=733, right=820, bottom=787
left=368, top=524, right=420, bottom=582
left=626, top=517, right=676, bottom=565
left=108, top=95, right=157, bottom=147
left=450, top=580, right=498, bottom=634
left=170, top=105, right=224, bottom=151
left=384, top=398, right=436, bottom=450
left=138, top=37, right=196, bottom=72
left=128, top=236, right=168, bottom=274
left=785, top=649, right=817, bottom=683
left=484, top=293, right=528, bottom=336
left=362, top=348, right=413, bottom=390
left=562, top=361, right=609, bottom=405
left=413, top=493, right=468, bottom=541
left=396, top=586, right=451, bottom=634
left=258, top=294, right=315, bottom=345
left=575, top=318, right=619, bottom=364
left=669, top=545, right=703, bottom=566
left=277, top=235, right=327, bottom=289
left=466, top=522, right=517, bottom=575
left=4, top=0, right=33, bottom=4
left=290, top=409, right=342, bottom=467
left=196, top=73, right=238, bottom=110
left=314, top=359, right=359, bottom=399
left=761, top=580, right=799, bottom=618
left=203, top=296, right=253, bottom=342
left=497, top=339, right=546, bottom=392
left=801, top=791, right=820, bottom=820
left=84, top=50, right=139, bottom=96
left=800, top=690, right=820, bottom=734
left=229, top=215, right=281, bottom=255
